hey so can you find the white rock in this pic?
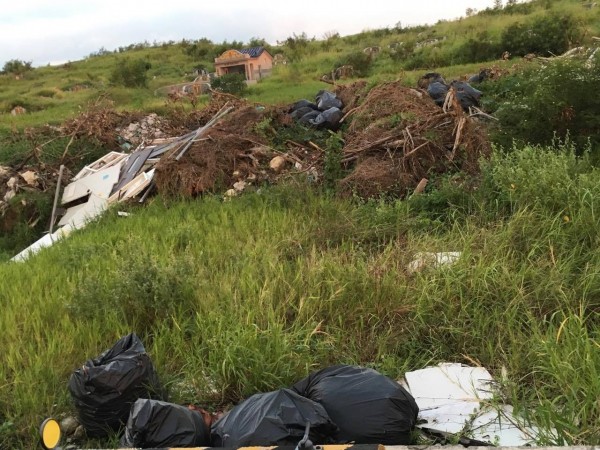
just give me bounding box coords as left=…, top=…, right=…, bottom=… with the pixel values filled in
left=224, top=189, right=237, bottom=197
left=233, top=180, right=246, bottom=192
left=407, top=251, right=462, bottom=275
left=0, top=166, right=10, bottom=177
left=4, top=190, right=16, bottom=202
left=7, top=177, right=18, bottom=190
left=60, top=417, right=79, bottom=436
left=19, top=170, right=39, bottom=186
left=269, top=156, right=286, bottom=172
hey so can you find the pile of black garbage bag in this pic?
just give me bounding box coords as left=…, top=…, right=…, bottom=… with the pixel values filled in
left=289, top=90, right=344, bottom=130
left=419, top=72, right=483, bottom=111
left=69, top=334, right=419, bottom=448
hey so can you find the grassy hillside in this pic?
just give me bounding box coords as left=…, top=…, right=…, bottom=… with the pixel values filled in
left=1, top=145, right=600, bottom=447
left=1, top=0, right=598, bottom=131
left=1, top=0, right=600, bottom=448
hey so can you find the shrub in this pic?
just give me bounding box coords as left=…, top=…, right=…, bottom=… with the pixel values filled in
left=453, top=31, right=501, bottom=64
left=481, top=57, right=600, bottom=153
left=110, top=58, right=151, bottom=88
left=211, top=73, right=247, bottom=96
left=500, top=13, right=583, bottom=57
left=335, top=51, right=373, bottom=77
left=2, top=59, right=32, bottom=75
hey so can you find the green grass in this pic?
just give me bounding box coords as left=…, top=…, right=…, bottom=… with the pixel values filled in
left=1, top=145, right=599, bottom=448
left=2, top=1, right=600, bottom=447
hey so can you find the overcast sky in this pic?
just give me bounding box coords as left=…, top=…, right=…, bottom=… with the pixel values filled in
left=1, top=0, right=498, bottom=67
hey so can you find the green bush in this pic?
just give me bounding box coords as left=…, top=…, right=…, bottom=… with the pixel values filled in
left=335, top=51, right=373, bottom=77
left=452, top=31, right=502, bottom=64
left=1, top=59, right=32, bottom=75
left=481, top=57, right=600, bottom=153
left=109, top=58, right=151, bottom=88
left=211, top=73, right=247, bottom=96
left=500, top=13, right=582, bottom=57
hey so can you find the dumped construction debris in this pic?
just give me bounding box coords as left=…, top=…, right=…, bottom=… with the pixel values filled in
left=10, top=78, right=492, bottom=261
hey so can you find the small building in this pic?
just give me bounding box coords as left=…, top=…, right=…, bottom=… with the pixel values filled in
left=214, top=47, right=273, bottom=82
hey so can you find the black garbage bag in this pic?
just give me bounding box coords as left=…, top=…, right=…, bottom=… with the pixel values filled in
left=68, top=333, right=165, bottom=438
left=427, top=81, right=449, bottom=106
left=120, top=399, right=210, bottom=448
left=211, top=388, right=337, bottom=447
left=291, top=106, right=318, bottom=120
left=292, top=365, right=419, bottom=444
left=315, top=91, right=343, bottom=111
left=309, top=107, right=343, bottom=130
left=468, top=69, right=489, bottom=84
left=418, top=72, right=447, bottom=89
left=298, top=110, right=321, bottom=125
left=290, top=99, right=318, bottom=113
left=451, top=81, right=482, bottom=110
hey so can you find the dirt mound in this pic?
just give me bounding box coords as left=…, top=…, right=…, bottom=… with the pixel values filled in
left=334, top=81, right=368, bottom=112
left=155, top=106, right=273, bottom=196
left=339, top=80, right=490, bottom=198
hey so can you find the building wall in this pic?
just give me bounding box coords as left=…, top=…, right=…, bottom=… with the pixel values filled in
left=215, top=50, right=273, bottom=81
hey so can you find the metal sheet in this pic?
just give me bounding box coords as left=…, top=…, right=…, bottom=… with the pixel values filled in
left=110, top=147, right=155, bottom=195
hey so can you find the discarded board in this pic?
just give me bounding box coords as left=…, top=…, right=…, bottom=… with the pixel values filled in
left=62, top=162, right=123, bottom=203
left=402, top=363, right=549, bottom=446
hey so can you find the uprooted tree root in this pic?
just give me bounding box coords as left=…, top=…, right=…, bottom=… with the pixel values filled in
left=338, top=81, right=491, bottom=198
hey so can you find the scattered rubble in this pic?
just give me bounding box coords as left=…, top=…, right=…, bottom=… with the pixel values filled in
left=115, top=113, right=167, bottom=146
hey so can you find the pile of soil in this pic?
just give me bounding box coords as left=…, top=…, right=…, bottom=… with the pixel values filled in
left=154, top=98, right=322, bottom=197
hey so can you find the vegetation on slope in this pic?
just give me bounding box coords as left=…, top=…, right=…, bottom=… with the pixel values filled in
left=1, top=0, right=600, bottom=448
left=1, top=144, right=599, bottom=447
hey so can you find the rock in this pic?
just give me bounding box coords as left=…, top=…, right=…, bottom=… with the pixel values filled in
left=127, top=123, right=139, bottom=132
left=4, top=190, right=15, bottom=202
left=7, top=177, right=18, bottom=190
left=19, top=170, right=39, bottom=186
left=10, top=106, right=26, bottom=116
left=72, top=425, right=86, bottom=440
left=269, top=156, right=286, bottom=172
left=0, top=166, right=11, bottom=177
left=232, top=170, right=241, bottom=178
left=247, top=173, right=257, bottom=181
left=60, top=416, right=79, bottom=436
left=407, top=251, right=462, bottom=275
left=224, top=189, right=237, bottom=197
left=233, top=180, right=246, bottom=192
left=294, top=162, right=303, bottom=170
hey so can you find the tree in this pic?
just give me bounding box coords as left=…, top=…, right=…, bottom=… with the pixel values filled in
left=2, top=59, right=33, bottom=76
left=466, top=7, right=477, bottom=16
left=493, top=0, right=503, bottom=8
left=247, top=37, right=268, bottom=48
